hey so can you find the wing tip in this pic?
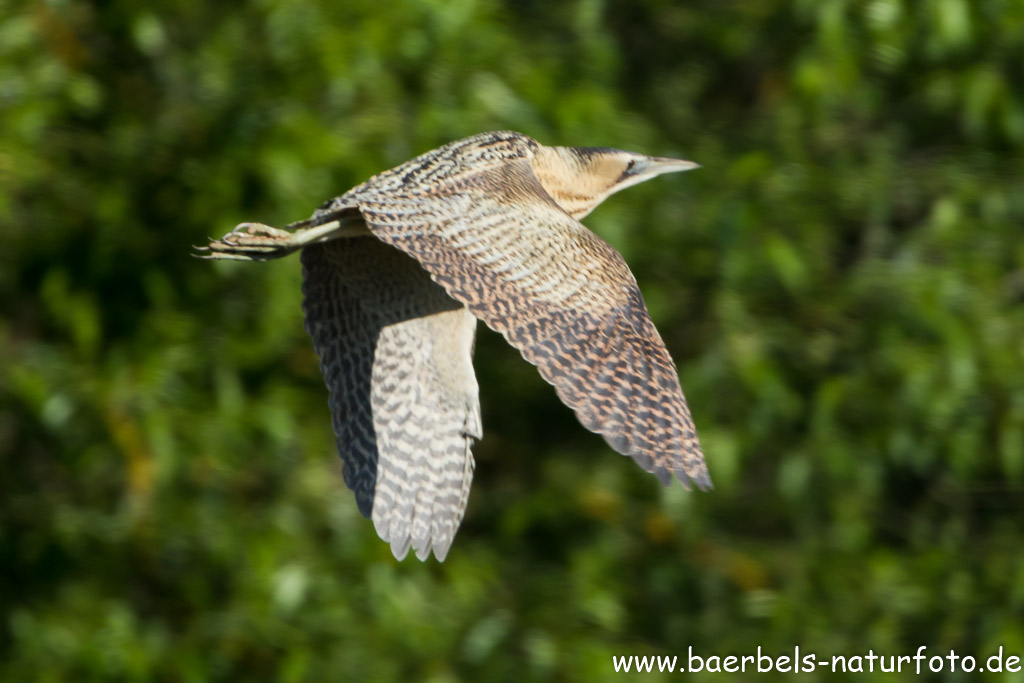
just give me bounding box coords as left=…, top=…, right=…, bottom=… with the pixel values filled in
left=413, top=537, right=432, bottom=561
left=390, top=536, right=412, bottom=561
left=603, top=432, right=714, bottom=492
left=382, top=529, right=454, bottom=563
left=646, top=458, right=713, bottom=491
left=432, top=537, right=454, bottom=562
left=354, top=490, right=375, bottom=519
left=675, top=466, right=714, bottom=492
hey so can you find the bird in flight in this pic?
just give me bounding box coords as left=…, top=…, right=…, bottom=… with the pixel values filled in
left=198, top=131, right=709, bottom=561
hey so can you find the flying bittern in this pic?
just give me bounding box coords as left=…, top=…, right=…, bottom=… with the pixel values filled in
left=198, top=131, right=707, bottom=561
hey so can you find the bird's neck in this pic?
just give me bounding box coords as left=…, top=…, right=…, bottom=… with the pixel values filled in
left=530, top=147, right=614, bottom=220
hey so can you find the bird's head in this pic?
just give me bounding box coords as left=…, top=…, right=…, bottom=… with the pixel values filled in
left=530, top=145, right=700, bottom=220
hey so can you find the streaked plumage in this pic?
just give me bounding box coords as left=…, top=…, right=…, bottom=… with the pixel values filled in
left=198, top=131, right=709, bottom=561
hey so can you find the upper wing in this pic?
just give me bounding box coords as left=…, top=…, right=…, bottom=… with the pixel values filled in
left=301, top=236, right=481, bottom=561
left=342, top=157, right=710, bottom=488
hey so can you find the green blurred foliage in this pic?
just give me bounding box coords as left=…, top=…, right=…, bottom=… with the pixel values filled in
left=2, top=0, right=1024, bottom=680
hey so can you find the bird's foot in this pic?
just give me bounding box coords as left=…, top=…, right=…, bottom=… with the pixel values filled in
left=230, top=222, right=294, bottom=241
left=194, top=209, right=367, bottom=261
left=194, top=222, right=304, bottom=261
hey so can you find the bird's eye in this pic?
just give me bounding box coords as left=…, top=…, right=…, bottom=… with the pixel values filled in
left=626, top=159, right=636, bottom=171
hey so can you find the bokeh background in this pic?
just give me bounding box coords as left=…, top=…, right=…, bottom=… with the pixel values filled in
left=3, top=0, right=1024, bottom=680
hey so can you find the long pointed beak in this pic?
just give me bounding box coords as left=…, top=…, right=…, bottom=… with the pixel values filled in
left=615, top=155, right=700, bottom=193
left=636, top=156, right=701, bottom=177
